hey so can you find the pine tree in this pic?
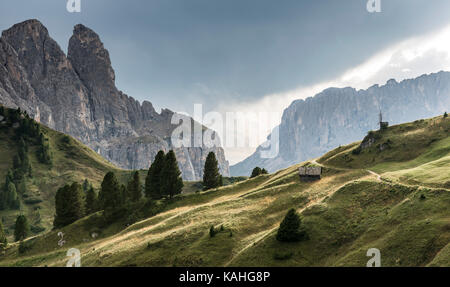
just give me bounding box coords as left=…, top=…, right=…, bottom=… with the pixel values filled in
left=444, top=112, right=448, bottom=118
left=18, top=138, right=31, bottom=176
left=120, top=184, right=127, bottom=204
left=4, top=169, right=13, bottom=191
left=0, top=190, right=5, bottom=210
left=145, top=151, right=165, bottom=199
left=261, top=168, right=268, bottom=175
left=6, top=182, right=20, bottom=209
left=276, top=209, right=308, bottom=242
left=12, top=155, right=23, bottom=180
left=14, top=215, right=30, bottom=242
left=53, top=183, right=85, bottom=228
left=85, top=187, right=98, bottom=215
left=250, top=167, right=262, bottom=178
left=160, top=150, right=183, bottom=199
left=219, top=174, right=223, bottom=187
left=37, top=133, right=52, bottom=165
left=202, top=152, right=221, bottom=190
left=82, top=179, right=92, bottom=193
left=127, top=171, right=142, bottom=202
left=99, top=172, right=124, bottom=220
left=0, top=170, right=15, bottom=210
left=0, top=220, right=7, bottom=249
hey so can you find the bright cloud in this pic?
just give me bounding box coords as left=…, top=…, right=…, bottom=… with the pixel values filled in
left=214, top=24, right=450, bottom=165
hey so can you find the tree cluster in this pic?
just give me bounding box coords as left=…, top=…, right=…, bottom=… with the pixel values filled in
left=145, top=150, right=183, bottom=199
left=250, top=167, right=268, bottom=178
left=0, top=107, right=54, bottom=211
left=52, top=151, right=183, bottom=227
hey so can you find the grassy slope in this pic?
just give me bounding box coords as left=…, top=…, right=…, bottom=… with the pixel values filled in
left=0, top=115, right=449, bottom=266
left=0, top=122, right=126, bottom=237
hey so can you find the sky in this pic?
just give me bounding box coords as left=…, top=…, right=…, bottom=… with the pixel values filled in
left=1, top=0, right=450, bottom=164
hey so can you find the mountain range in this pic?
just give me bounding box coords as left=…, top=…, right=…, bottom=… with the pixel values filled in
left=231, top=71, right=450, bottom=176
left=0, top=19, right=229, bottom=180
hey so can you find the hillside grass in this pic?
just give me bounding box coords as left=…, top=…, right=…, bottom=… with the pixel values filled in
left=0, top=114, right=449, bottom=266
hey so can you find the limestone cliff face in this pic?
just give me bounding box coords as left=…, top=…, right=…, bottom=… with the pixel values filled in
left=231, top=72, right=450, bottom=176
left=0, top=20, right=229, bottom=180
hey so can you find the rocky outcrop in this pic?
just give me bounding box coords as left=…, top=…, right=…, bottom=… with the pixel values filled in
left=0, top=19, right=229, bottom=180
left=231, top=72, right=450, bottom=176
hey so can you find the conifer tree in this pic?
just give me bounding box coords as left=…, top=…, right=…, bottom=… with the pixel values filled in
left=0, top=170, right=15, bottom=210
left=99, top=172, right=124, bottom=219
left=37, top=133, right=52, bottom=165
left=14, top=215, right=30, bottom=242
left=202, top=152, right=221, bottom=190
left=261, top=168, right=268, bottom=175
left=0, top=220, right=7, bottom=249
left=276, top=209, right=308, bottom=242
left=0, top=190, right=5, bottom=210
left=53, top=183, right=85, bottom=228
left=18, top=137, right=31, bottom=176
left=6, top=182, right=20, bottom=209
left=12, top=155, right=23, bottom=180
left=85, top=187, right=98, bottom=215
left=4, top=169, right=13, bottom=190
left=160, top=150, right=183, bottom=199
left=127, top=171, right=142, bottom=202
left=145, top=151, right=165, bottom=199
left=82, top=179, right=92, bottom=193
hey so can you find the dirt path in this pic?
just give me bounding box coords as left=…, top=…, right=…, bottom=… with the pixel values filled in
left=367, top=170, right=382, bottom=181
left=312, top=158, right=383, bottom=182
left=224, top=170, right=353, bottom=266
left=80, top=181, right=273, bottom=257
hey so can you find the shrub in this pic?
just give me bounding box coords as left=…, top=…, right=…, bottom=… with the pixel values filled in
left=24, top=197, right=43, bottom=205
left=352, top=146, right=362, bottom=155
left=61, top=135, right=71, bottom=144
left=209, top=225, right=216, bottom=238
left=30, top=225, right=45, bottom=234
left=273, top=251, right=293, bottom=260
left=18, top=240, right=34, bottom=254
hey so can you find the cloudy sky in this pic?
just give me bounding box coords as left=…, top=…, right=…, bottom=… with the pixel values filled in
left=1, top=0, right=450, bottom=164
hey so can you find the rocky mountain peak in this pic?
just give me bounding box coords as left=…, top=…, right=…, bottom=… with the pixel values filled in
left=1, top=19, right=48, bottom=39
left=0, top=20, right=230, bottom=180
left=68, top=24, right=116, bottom=90
left=231, top=72, right=450, bottom=176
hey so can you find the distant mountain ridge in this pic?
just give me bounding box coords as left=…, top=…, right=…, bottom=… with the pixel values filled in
left=231, top=71, right=450, bottom=176
left=0, top=19, right=229, bottom=180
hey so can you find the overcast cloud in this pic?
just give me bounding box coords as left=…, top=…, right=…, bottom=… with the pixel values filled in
left=1, top=0, right=450, bottom=163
